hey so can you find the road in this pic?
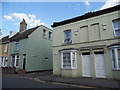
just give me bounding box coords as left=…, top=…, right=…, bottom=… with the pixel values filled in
left=2, top=74, right=99, bottom=89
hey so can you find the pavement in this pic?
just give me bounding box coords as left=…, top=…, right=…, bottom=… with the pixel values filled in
left=3, top=71, right=120, bottom=89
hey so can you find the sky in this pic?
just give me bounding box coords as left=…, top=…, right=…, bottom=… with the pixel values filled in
left=1, top=0, right=120, bottom=36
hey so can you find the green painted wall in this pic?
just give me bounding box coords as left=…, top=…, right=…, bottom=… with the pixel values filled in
left=9, top=25, right=53, bottom=72
left=53, top=10, right=120, bottom=80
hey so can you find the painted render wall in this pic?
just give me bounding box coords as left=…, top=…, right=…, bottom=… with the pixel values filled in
left=26, top=26, right=53, bottom=72
left=9, top=25, right=53, bottom=72
left=53, top=11, right=119, bottom=46
left=53, top=10, right=120, bottom=80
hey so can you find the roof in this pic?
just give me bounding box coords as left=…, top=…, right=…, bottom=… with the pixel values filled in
left=108, top=42, right=120, bottom=47
left=9, top=26, right=39, bottom=42
left=51, top=5, right=120, bottom=28
left=2, top=35, right=9, bottom=44
left=59, top=48, right=78, bottom=52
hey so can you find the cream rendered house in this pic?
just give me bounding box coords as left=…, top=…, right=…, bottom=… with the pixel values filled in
left=52, top=5, right=120, bottom=80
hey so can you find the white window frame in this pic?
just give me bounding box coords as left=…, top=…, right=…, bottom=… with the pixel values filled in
left=112, top=19, right=120, bottom=37
left=1, top=56, right=8, bottom=67
left=11, top=55, right=20, bottom=68
left=110, top=46, right=120, bottom=70
left=63, top=30, right=72, bottom=44
left=60, top=50, right=77, bottom=69
left=4, top=44, right=8, bottom=52
left=15, top=55, right=20, bottom=67
left=15, top=42, right=19, bottom=51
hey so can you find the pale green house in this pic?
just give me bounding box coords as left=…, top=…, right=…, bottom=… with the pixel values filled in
left=52, top=5, right=120, bottom=80
left=9, top=19, right=53, bottom=72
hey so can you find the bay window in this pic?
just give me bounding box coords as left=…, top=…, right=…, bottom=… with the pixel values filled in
left=113, top=19, right=120, bottom=37
left=60, top=50, right=77, bottom=69
left=11, top=55, right=20, bottom=67
left=110, top=47, right=120, bottom=70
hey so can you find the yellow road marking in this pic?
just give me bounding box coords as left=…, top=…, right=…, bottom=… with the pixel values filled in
left=51, top=82, right=96, bottom=88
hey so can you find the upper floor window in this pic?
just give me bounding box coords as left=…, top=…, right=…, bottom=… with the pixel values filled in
left=15, top=42, right=19, bottom=51
left=110, top=47, right=120, bottom=70
left=43, top=29, right=47, bottom=37
left=64, top=30, right=72, bottom=44
left=113, top=19, right=120, bottom=37
left=48, top=32, right=52, bottom=40
left=4, top=43, right=8, bottom=52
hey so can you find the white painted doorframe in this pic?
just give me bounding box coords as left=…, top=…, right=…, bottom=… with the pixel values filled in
left=82, top=53, right=92, bottom=77
left=94, top=52, right=106, bottom=78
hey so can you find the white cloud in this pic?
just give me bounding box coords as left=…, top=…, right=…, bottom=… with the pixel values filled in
left=84, top=0, right=90, bottom=7
left=29, top=19, right=45, bottom=28
left=4, top=15, right=13, bottom=21
left=4, top=13, right=45, bottom=28
left=100, top=0, right=120, bottom=10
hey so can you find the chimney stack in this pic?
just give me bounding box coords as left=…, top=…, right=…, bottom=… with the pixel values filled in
left=19, top=19, right=27, bottom=32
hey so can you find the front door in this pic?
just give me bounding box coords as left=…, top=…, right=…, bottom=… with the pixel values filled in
left=94, top=52, right=106, bottom=78
left=82, top=52, right=91, bottom=77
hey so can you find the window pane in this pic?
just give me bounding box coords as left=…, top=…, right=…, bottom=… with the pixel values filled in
left=16, top=55, right=19, bottom=66
left=16, top=42, right=19, bottom=50
left=12, top=56, right=15, bottom=67
left=73, top=60, right=76, bottom=67
left=115, top=29, right=120, bottom=36
left=111, top=50, right=116, bottom=68
left=64, top=30, right=72, bottom=43
left=49, top=32, right=52, bottom=39
left=64, top=30, right=71, bottom=38
left=117, top=49, right=120, bottom=68
left=63, top=53, right=66, bottom=59
left=72, top=52, right=76, bottom=67
left=113, top=20, right=120, bottom=29
left=17, top=55, right=19, bottom=58
left=62, top=52, right=71, bottom=69
left=43, top=29, right=46, bottom=36
left=66, top=53, right=70, bottom=59
left=16, top=59, right=19, bottom=66
left=73, top=52, right=75, bottom=59
left=12, top=56, right=15, bottom=58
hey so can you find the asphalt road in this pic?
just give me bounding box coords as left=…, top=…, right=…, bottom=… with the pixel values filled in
left=2, top=75, right=99, bottom=89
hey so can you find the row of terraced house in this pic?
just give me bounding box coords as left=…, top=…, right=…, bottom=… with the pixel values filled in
left=0, top=5, right=120, bottom=80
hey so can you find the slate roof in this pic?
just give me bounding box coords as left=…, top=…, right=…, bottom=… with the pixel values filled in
left=9, top=26, right=39, bottom=42
left=51, top=5, right=120, bottom=28
left=108, top=42, right=120, bottom=47
left=2, top=35, right=9, bottom=44
left=59, top=48, right=78, bottom=52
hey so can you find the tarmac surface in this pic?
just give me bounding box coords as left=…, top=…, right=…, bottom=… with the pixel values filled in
left=2, top=71, right=120, bottom=89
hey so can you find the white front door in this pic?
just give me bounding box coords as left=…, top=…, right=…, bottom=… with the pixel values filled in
left=94, top=52, right=106, bottom=78
left=82, top=53, right=91, bottom=77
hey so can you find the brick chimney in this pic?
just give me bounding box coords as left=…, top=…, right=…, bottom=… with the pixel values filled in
left=19, top=19, right=27, bottom=32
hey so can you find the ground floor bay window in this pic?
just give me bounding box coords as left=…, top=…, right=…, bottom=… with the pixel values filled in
left=60, top=49, right=77, bottom=69
left=11, top=54, right=20, bottom=68
left=110, top=46, right=120, bottom=70
left=1, top=56, right=8, bottom=67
